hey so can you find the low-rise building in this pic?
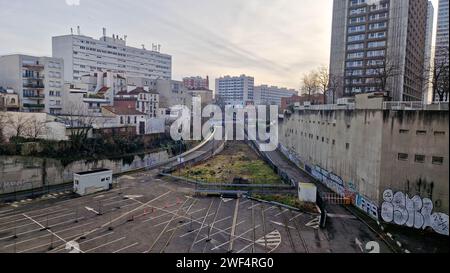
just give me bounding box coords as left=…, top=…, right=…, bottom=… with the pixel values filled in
left=280, top=94, right=326, bottom=112
left=0, top=87, right=20, bottom=111
left=183, top=76, right=209, bottom=90
left=254, top=85, right=297, bottom=107
left=279, top=93, right=449, bottom=235
left=115, top=87, right=159, bottom=117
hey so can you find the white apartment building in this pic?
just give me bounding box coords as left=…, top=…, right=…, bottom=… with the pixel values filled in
left=215, top=75, right=254, bottom=105
left=0, top=54, right=64, bottom=114
left=52, top=28, right=172, bottom=82
left=254, top=85, right=298, bottom=106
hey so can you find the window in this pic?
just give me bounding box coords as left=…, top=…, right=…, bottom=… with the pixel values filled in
left=398, top=153, right=408, bottom=161
left=399, top=129, right=409, bottom=134
left=415, top=155, right=425, bottom=163
left=432, top=157, right=444, bottom=165
left=434, top=131, right=445, bottom=136
left=332, top=139, right=336, bottom=145
left=416, top=130, right=427, bottom=135
left=346, top=143, right=350, bottom=150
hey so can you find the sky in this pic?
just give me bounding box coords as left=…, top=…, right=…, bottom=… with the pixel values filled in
left=0, top=0, right=441, bottom=91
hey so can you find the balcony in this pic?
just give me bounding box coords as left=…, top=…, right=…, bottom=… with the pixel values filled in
left=23, top=93, right=45, bottom=99
left=23, top=83, right=45, bottom=89
left=23, top=103, right=45, bottom=109
left=22, top=64, right=44, bottom=70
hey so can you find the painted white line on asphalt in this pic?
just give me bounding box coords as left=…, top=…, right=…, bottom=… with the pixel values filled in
left=79, top=232, right=115, bottom=246
left=0, top=212, right=76, bottom=232
left=0, top=217, right=86, bottom=241
left=129, top=198, right=254, bottom=246
left=211, top=225, right=255, bottom=251
left=113, top=242, right=139, bottom=253
left=192, top=217, right=237, bottom=245
left=4, top=222, right=94, bottom=249
left=289, top=213, right=303, bottom=222
left=85, top=237, right=126, bottom=253
left=274, top=209, right=289, bottom=217
left=247, top=203, right=260, bottom=210
left=263, top=206, right=276, bottom=213
left=21, top=213, right=82, bottom=253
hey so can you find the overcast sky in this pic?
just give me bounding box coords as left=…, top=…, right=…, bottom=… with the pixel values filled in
left=0, top=0, right=440, bottom=91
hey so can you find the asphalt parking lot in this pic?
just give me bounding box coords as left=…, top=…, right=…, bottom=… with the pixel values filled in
left=0, top=170, right=390, bottom=253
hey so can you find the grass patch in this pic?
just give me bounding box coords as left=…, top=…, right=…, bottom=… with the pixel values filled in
left=177, top=141, right=283, bottom=184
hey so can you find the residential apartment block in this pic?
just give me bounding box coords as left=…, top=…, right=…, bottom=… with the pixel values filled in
left=52, top=29, right=172, bottom=82
left=329, top=0, right=430, bottom=101
left=254, top=85, right=298, bottom=106
left=215, top=75, right=254, bottom=105
left=182, top=76, right=209, bottom=90
left=0, top=54, right=64, bottom=114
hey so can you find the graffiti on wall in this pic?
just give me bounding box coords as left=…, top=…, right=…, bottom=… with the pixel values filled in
left=310, top=165, right=346, bottom=197
left=381, top=189, right=449, bottom=236
left=355, top=194, right=379, bottom=220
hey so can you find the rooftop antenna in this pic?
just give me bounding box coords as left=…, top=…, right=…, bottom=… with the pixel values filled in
left=103, top=27, right=106, bottom=37
left=77, top=26, right=80, bottom=35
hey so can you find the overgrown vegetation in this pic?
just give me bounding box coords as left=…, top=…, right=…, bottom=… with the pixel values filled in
left=177, top=141, right=283, bottom=184
left=0, top=132, right=188, bottom=166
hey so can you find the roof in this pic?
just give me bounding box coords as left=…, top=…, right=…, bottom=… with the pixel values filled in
left=117, top=87, right=159, bottom=96
left=103, top=105, right=145, bottom=116
left=97, top=86, right=110, bottom=95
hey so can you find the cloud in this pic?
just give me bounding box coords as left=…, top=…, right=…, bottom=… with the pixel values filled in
left=65, top=0, right=80, bottom=6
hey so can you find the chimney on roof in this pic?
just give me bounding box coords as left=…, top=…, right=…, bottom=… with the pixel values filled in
left=77, top=26, right=80, bottom=35
left=103, top=27, right=106, bottom=37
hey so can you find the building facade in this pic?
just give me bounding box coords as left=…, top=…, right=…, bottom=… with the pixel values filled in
left=435, top=0, right=449, bottom=64
left=329, top=0, right=429, bottom=102
left=52, top=29, right=172, bottom=82
left=182, top=76, right=209, bottom=90
left=0, top=54, right=64, bottom=114
left=279, top=93, right=449, bottom=235
left=254, top=85, right=298, bottom=106
left=215, top=75, right=254, bottom=105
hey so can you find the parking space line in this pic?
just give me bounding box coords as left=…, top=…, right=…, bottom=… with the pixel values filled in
left=289, top=213, right=303, bottom=222
left=228, top=198, right=240, bottom=252
left=16, top=232, right=85, bottom=253
left=130, top=198, right=254, bottom=246
left=0, top=216, right=86, bottom=241
left=5, top=221, right=94, bottom=249
left=85, top=237, right=126, bottom=253
left=21, top=213, right=81, bottom=253
left=263, top=206, right=276, bottom=213
left=188, top=199, right=215, bottom=253
left=247, top=203, right=260, bottom=210
left=274, top=209, right=289, bottom=217
left=193, top=219, right=244, bottom=245
left=211, top=225, right=255, bottom=251
left=113, top=242, right=139, bottom=253
left=0, top=212, right=76, bottom=233
left=146, top=198, right=191, bottom=253
left=79, top=232, right=114, bottom=245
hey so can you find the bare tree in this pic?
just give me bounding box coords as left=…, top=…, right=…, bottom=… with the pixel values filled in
left=429, top=46, right=449, bottom=102
left=301, top=70, right=319, bottom=101
left=25, top=117, right=46, bottom=139
left=0, top=111, right=7, bottom=143
left=370, top=59, right=400, bottom=100
left=8, top=114, right=32, bottom=139
left=316, top=66, right=330, bottom=104
left=59, top=103, right=95, bottom=150
left=329, top=74, right=344, bottom=104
